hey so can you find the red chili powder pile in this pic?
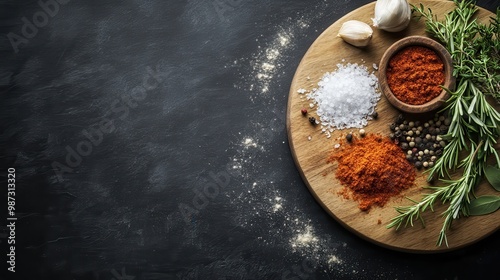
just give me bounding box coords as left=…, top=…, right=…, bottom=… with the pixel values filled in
left=328, top=134, right=416, bottom=211
left=386, top=46, right=445, bottom=105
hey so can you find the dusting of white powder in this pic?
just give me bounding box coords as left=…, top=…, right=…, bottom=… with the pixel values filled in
left=250, top=31, right=293, bottom=96
left=307, top=63, right=380, bottom=131
left=231, top=16, right=313, bottom=101
left=291, top=225, right=319, bottom=249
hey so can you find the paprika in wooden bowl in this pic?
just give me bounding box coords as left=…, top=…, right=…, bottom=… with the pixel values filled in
left=378, top=36, right=455, bottom=113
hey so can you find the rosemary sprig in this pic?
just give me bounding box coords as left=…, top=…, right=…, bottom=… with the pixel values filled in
left=387, top=0, right=500, bottom=246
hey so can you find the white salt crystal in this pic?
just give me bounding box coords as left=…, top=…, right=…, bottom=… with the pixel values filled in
left=306, top=63, right=380, bottom=132
left=328, top=255, right=342, bottom=265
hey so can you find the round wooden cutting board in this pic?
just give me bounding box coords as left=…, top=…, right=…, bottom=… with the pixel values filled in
left=287, top=0, right=500, bottom=253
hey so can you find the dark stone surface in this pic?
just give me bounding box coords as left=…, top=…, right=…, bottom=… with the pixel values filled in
left=0, top=0, right=498, bottom=279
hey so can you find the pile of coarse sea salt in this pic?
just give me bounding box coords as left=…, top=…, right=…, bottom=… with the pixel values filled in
left=306, top=63, right=380, bottom=134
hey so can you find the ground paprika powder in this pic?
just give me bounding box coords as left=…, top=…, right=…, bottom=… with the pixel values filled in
left=386, top=46, right=445, bottom=105
left=328, top=134, right=416, bottom=211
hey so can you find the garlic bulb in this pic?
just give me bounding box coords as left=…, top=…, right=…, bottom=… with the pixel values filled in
left=372, top=0, right=411, bottom=32
left=337, top=20, right=373, bottom=47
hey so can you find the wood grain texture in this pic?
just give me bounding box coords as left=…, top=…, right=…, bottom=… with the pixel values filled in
left=287, top=0, right=500, bottom=253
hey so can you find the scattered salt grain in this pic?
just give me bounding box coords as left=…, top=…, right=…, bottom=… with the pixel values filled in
left=328, top=255, right=342, bottom=265
left=297, top=88, right=307, bottom=94
left=273, top=197, right=283, bottom=212
left=307, top=63, right=380, bottom=132
left=273, top=204, right=282, bottom=212
left=242, top=137, right=258, bottom=149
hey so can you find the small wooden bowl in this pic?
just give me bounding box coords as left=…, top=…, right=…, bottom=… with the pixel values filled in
left=378, top=36, right=455, bottom=113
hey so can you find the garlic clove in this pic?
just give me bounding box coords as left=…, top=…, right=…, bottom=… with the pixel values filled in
left=371, top=0, right=411, bottom=32
left=337, top=20, right=373, bottom=47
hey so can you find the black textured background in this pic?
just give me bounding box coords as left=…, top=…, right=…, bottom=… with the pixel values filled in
left=0, top=0, right=499, bottom=279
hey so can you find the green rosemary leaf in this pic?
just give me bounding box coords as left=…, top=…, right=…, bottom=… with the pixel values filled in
left=469, top=113, right=485, bottom=126
left=468, top=95, right=477, bottom=114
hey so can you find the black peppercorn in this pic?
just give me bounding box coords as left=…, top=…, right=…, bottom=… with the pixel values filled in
left=390, top=123, right=396, bottom=131
left=372, top=112, right=378, bottom=119
left=396, top=114, right=404, bottom=124
left=346, top=133, right=353, bottom=142
left=415, top=161, right=423, bottom=169
left=309, top=117, right=317, bottom=125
